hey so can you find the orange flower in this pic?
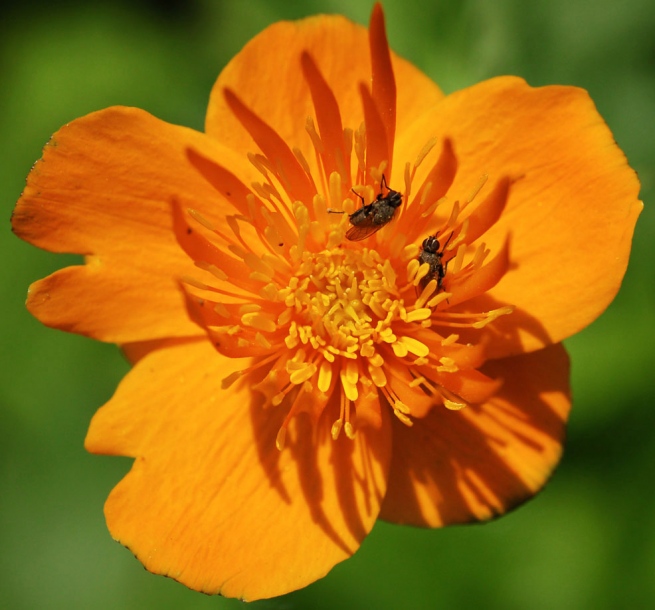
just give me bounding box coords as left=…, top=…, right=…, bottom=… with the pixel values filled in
left=12, top=4, right=641, bottom=602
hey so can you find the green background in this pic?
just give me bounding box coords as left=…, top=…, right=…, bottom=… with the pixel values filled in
left=2, top=0, right=654, bottom=608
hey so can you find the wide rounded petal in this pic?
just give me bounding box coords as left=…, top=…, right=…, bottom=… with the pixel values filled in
left=85, top=340, right=392, bottom=600
left=396, top=77, right=642, bottom=357
left=12, top=107, right=253, bottom=343
left=379, top=343, right=570, bottom=527
left=205, top=14, right=443, bottom=171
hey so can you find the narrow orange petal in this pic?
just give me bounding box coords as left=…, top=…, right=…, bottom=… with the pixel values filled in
left=396, top=138, right=457, bottom=238
left=186, top=148, right=254, bottom=217
left=300, top=52, right=348, bottom=187
left=171, top=199, right=251, bottom=282
left=435, top=368, right=503, bottom=405
left=223, top=88, right=316, bottom=204
left=385, top=363, right=436, bottom=418
left=460, top=176, right=511, bottom=245
left=206, top=15, right=443, bottom=176
left=85, top=341, right=392, bottom=600
left=446, top=237, right=511, bottom=307
left=410, top=138, right=458, bottom=209
left=359, top=82, right=389, bottom=181
left=369, top=3, right=397, bottom=171
left=380, top=343, right=570, bottom=526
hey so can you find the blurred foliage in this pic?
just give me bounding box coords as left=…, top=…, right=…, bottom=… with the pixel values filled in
left=1, top=0, right=653, bottom=608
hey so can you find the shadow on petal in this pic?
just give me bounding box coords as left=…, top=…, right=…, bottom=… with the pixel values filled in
left=380, top=343, right=570, bottom=527
left=249, top=377, right=393, bottom=557
left=452, top=293, right=555, bottom=359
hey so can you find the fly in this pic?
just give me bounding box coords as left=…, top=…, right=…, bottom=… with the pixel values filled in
left=416, top=232, right=452, bottom=297
left=329, top=175, right=403, bottom=241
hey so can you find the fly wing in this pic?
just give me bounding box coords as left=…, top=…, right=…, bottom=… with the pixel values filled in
left=345, top=217, right=384, bottom=241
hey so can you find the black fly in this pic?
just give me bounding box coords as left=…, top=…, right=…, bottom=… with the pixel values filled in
left=416, top=233, right=452, bottom=297
left=329, top=175, right=403, bottom=241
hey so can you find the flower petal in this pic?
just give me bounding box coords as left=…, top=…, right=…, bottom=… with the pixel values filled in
left=379, top=343, right=570, bottom=526
left=300, top=51, right=349, bottom=184
left=205, top=14, right=443, bottom=173
left=446, top=236, right=511, bottom=307
left=11, top=107, right=251, bottom=343
left=359, top=81, right=390, bottom=180
left=223, top=88, right=316, bottom=203
left=85, top=340, right=392, bottom=600
left=23, top=262, right=198, bottom=342
left=369, top=3, right=397, bottom=170
left=397, top=77, right=642, bottom=355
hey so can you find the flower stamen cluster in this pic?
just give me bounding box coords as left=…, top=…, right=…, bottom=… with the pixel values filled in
left=171, top=15, right=521, bottom=451
left=179, top=122, right=512, bottom=452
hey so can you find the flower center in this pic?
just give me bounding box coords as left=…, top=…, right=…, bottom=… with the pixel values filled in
left=260, top=244, right=444, bottom=449
left=178, top=145, right=515, bottom=451
left=177, top=50, right=516, bottom=451
left=282, top=248, right=402, bottom=357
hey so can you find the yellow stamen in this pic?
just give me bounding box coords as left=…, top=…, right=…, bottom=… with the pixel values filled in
left=406, top=308, right=432, bottom=322
left=399, top=336, right=430, bottom=357
left=354, top=122, right=366, bottom=175
left=221, top=371, right=242, bottom=389
left=446, top=200, right=461, bottom=228
left=241, top=312, right=277, bottom=333
left=450, top=243, right=467, bottom=275
left=275, top=426, right=287, bottom=451
left=318, top=360, right=333, bottom=393
left=213, top=302, right=230, bottom=318
left=238, top=303, right=262, bottom=315
left=413, top=137, right=438, bottom=170
left=471, top=306, right=515, bottom=329
left=444, top=398, right=467, bottom=410
left=471, top=242, right=490, bottom=269
left=195, top=261, right=229, bottom=281
left=440, top=333, right=460, bottom=346
left=187, top=208, right=216, bottom=231
left=181, top=275, right=211, bottom=291
left=465, top=173, right=489, bottom=205
left=426, top=291, right=452, bottom=309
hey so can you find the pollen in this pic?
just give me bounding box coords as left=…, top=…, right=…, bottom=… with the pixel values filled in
left=276, top=247, right=406, bottom=366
